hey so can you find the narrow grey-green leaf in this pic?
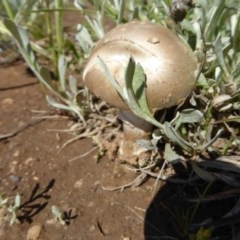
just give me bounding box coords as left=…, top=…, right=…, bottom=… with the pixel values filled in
left=132, top=6, right=139, bottom=20
left=124, top=58, right=164, bottom=129
left=98, top=56, right=145, bottom=120
left=76, top=24, right=94, bottom=54
left=232, top=61, right=240, bottom=80
left=164, top=143, right=181, bottom=164
left=197, top=129, right=224, bottom=150
left=4, top=18, right=30, bottom=50
left=124, top=56, right=136, bottom=86
left=46, top=95, right=71, bottom=111
left=117, top=0, right=125, bottom=24
left=99, top=56, right=163, bottom=129
left=39, top=66, right=52, bottom=84
left=205, top=3, right=225, bottom=40
left=97, top=56, right=124, bottom=99
left=14, top=194, right=21, bottom=208
left=14, top=0, right=37, bottom=24
left=68, top=75, right=78, bottom=95
left=191, top=161, right=216, bottom=182
left=58, top=55, right=67, bottom=92
left=164, top=122, right=193, bottom=151
left=73, top=0, right=84, bottom=10
left=122, top=57, right=146, bottom=116
left=123, top=57, right=156, bottom=121
left=3, top=18, right=24, bottom=47
left=85, top=14, right=104, bottom=39
left=132, top=63, right=152, bottom=116
left=214, top=35, right=230, bottom=77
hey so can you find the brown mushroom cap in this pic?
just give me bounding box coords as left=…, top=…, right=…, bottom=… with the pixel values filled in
left=83, top=21, right=198, bottom=113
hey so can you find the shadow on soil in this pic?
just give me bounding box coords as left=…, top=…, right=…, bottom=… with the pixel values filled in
left=144, top=181, right=181, bottom=240
left=144, top=177, right=240, bottom=240
left=18, top=179, right=55, bottom=223
left=62, top=209, right=78, bottom=225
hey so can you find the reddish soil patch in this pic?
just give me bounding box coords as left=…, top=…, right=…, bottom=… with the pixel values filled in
left=0, top=61, right=172, bottom=240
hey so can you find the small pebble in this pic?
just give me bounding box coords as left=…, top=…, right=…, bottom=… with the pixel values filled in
left=13, top=150, right=20, bottom=157
left=26, top=224, right=42, bottom=240
left=33, top=176, right=39, bottom=181
left=1, top=98, right=14, bottom=107
left=89, top=225, right=96, bottom=232
left=12, top=160, right=18, bottom=165
left=74, top=179, right=83, bottom=189
left=9, top=175, right=21, bottom=183
left=24, top=157, right=34, bottom=165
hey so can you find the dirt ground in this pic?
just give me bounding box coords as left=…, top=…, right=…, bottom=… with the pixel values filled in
left=0, top=60, right=179, bottom=240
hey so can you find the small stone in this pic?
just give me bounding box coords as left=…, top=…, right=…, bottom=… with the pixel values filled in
left=26, top=224, right=42, bottom=240
left=33, top=176, right=39, bottom=181
left=87, top=202, right=94, bottom=208
left=9, top=175, right=21, bottom=183
left=13, top=150, right=20, bottom=157
left=74, top=179, right=83, bottom=189
left=1, top=98, right=14, bottom=107
left=12, top=160, right=18, bottom=165
left=24, top=157, right=34, bottom=165
left=89, top=225, right=96, bottom=232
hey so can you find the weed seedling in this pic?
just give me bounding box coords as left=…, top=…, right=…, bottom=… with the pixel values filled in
left=51, top=205, right=66, bottom=225
left=7, top=194, right=21, bottom=225
left=0, top=190, right=21, bottom=225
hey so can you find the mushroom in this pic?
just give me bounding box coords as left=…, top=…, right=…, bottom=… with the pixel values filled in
left=83, top=20, right=198, bottom=165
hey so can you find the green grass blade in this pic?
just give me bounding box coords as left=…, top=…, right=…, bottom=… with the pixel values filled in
left=55, top=0, right=64, bottom=55
left=3, top=0, right=15, bottom=21
left=204, top=2, right=225, bottom=40
left=117, top=0, right=125, bottom=24
left=214, top=35, right=230, bottom=78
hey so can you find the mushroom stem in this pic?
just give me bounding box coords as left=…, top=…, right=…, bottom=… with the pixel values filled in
left=118, top=111, right=153, bottom=165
